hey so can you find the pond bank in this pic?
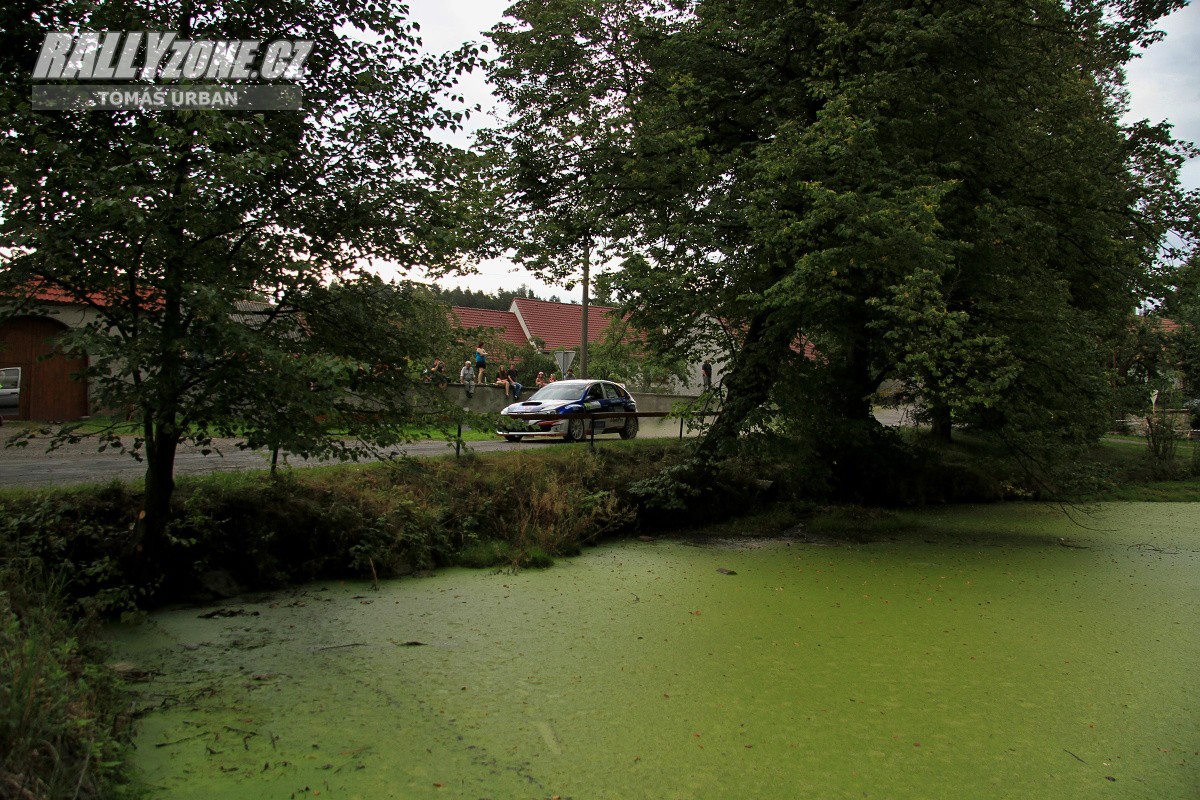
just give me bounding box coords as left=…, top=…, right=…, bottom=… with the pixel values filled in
left=107, top=502, right=1199, bottom=799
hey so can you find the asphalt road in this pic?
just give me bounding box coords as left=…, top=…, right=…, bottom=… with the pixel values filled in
left=0, top=416, right=697, bottom=489
left=0, top=410, right=907, bottom=489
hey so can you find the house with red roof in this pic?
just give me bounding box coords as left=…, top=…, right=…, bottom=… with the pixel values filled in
left=449, top=306, right=531, bottom=349
left=1, top=283, right=107, bottom=420
left=447, top=296, right=712, bottom=393
left=449, top=297, right=625, bottom=353
left=509, top=297, right=624, bottom=350
left=1, top=281, right=292, bottom=422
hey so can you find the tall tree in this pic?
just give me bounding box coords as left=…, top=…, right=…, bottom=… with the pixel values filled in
left=482, top=0, right=673, bottom=377
left=0, top=0, right=485, bottom=544
left=1163, top=252, right=1200, bottom=400
left=488, top=0, right=1197, bottom=479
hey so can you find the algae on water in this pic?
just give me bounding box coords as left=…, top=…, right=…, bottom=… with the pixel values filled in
left=107, top=502, right=1199, bottom=799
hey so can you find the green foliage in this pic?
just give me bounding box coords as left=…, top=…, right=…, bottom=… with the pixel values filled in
left=485, top=0, right=1198, bottom=472
left=1145, top=414, right=1181, bottom=478
left=0, top=573, right=133, bottom=799
left=456, top=539, right=516, bottom=569
left=216, top=274, right=463, bottom=464
left=1109, top=315, right=1180, bottom=415
left=1163, top=254, right=1200, bottom=400
left=0, top=0, right=487, bottom=547
left=587, top=317, right=690, bottom=392
left=0, top=483, right=146, bottom=615
left=0, top=445, right=681, bottom=608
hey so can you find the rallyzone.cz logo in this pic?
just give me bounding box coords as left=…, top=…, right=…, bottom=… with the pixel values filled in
left=31, top=31, right=312, bottom=110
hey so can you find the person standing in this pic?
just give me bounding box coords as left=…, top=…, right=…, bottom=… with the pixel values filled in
left=460, top=360, right=475, bottom=398
left=701, top=360, right=712, bottom=391
left=475, top=343, right=488, bottom=383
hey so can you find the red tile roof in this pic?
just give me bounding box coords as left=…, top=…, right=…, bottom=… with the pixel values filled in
left=450, top=307, right=530, bottom=347
left=511, top=297, right=621, bottom=350
left=8, top=281, right=144, bottom=308
left=1152, top=317, right=1181, bottom=334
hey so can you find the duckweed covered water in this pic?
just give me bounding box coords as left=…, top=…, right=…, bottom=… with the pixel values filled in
left=107, top=503, right=1199, bottom=799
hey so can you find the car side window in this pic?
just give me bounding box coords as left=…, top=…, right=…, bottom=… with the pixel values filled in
left=586, top=384, right=603, bottom=401
left=602, top=382, right=621, bottom=400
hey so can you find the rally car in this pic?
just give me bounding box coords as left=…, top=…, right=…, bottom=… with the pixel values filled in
left=498, top=379, right=638, bottom=442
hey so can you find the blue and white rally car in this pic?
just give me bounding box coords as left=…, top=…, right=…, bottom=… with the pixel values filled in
left=498, top=379, right=638, bottom=442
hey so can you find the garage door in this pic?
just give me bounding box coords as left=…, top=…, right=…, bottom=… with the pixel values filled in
left=0, top=316, right=89, bottom=421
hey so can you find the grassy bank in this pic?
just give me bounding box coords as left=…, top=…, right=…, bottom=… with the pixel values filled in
left=1, top=432, right=1198, bottom=798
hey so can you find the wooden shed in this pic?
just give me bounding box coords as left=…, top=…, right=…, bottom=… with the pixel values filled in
left=0, top=315, right=90, bottom=421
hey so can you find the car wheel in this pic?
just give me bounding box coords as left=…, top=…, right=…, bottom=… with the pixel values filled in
left=504, top=435, right=523, bottom=443
left=565, top=417, right=587, bottom=443
left=619, top=415, right=638, bottom=440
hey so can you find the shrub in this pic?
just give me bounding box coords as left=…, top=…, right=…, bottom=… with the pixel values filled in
left=0, top=570, right=133, bottom=800
left=1145, top=414, right=1180, bottom=478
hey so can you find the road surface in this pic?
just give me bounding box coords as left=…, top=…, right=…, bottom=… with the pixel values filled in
left=0, top=410, right=908, bottom=489
left=0, top=416, right=697, bottom=488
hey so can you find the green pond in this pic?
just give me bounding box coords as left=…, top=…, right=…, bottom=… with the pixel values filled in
left=106, top=502, right=1199, bottom=799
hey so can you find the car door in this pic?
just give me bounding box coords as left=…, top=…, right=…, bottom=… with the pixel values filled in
left=580, top=382, right=605, bottom=430
left=600, top=382, right=631, bottom=430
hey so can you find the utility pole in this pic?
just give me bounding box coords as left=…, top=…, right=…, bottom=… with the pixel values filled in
left=580, top=237, right=590, bottom=378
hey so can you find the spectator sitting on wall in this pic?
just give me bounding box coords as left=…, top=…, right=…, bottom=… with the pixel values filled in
left=460, top=360, right=475, bottom=398
left=506, top=365, right=523, bottom=401
left=495, top=370, right=510, bottom=397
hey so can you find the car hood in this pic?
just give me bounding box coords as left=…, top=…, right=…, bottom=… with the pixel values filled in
left=500, top=399, right=575, bottom=415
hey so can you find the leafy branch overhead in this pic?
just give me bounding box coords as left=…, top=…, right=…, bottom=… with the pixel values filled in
left=0, top=0, right=487, bottom=544
left=485, top=0, right=1199, bottom=480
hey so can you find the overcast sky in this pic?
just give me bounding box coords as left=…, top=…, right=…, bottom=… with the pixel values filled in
left=399, top=1, right=1200, bottom=297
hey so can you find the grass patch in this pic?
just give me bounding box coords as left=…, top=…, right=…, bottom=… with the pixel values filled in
left=1079, top=477, right=1200, bottom=502
left=0, top=571, right=134, bottom=799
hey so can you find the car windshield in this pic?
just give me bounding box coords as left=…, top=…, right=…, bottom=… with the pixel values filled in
left=525, top=382, right=588, bottom=402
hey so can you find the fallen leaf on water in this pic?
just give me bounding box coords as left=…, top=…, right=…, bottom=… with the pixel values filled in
left=716, top=568, right=737, bottom=575
left=690, top=610, right=702, bottom=616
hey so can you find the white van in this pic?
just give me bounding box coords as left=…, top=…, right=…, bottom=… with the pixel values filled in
left=0, top=367, right=21, bottom=410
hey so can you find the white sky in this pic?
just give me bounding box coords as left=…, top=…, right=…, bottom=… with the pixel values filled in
left=396, top=0, right=1200, bottom=299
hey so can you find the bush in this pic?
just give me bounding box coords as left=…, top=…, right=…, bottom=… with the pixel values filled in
left=1145, top=414, right=1180, bottom=478
left=0, top=570, right=133, bottom=800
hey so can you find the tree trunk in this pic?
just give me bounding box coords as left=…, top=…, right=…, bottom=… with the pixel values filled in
left=695, top=309, right=795, bottom=465
left=929, top=402, right=953, bottom=443
left=136, top=415, right=180, bottom=551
